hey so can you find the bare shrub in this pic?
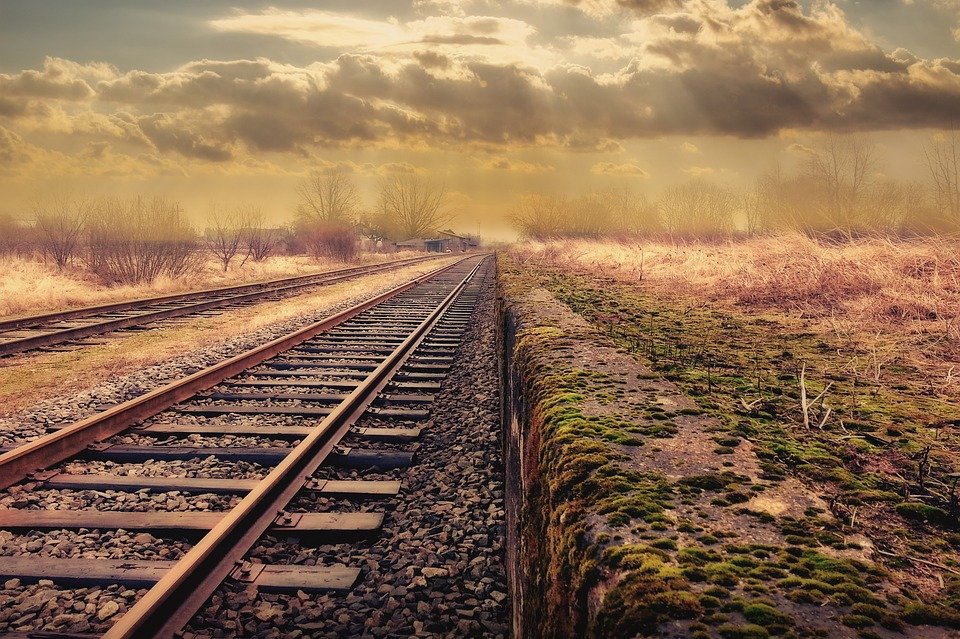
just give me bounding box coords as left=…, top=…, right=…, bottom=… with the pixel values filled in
left=659, top=179, right=737, bottom=237
left=239, top=206, right=281, bottom=262
left=0, top=213, right=32, bottom=256
left=608, top=188, right=661, bottom=236
left=924, top=129, right=960, bottom=228
left=205, top=206, right=247, bottom=272
left=86, top=197, right=200, bottom=284
left=376, top=175, right=452, bottom=240
left=509, top=194, right=568, bottom=240
left=34, top=195, right=87, bottom=269
left=804, top=136, right=877, bottom=233
left=511, top=189, right=659, bottom=239
left=297, top=221, right=358, bottom=262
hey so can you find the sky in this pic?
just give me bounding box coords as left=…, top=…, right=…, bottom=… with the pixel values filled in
left=0, top=0, right=958, bottom=239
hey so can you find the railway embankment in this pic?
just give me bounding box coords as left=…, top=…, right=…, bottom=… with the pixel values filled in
left=499, top=257, right=960, bottom=639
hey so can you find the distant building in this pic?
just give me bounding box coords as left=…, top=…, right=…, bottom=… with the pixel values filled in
left=393, top=229, right=481, bottom=253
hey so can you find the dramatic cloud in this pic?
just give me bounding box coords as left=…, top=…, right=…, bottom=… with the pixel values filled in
left=1, top=1, right=959, bottom=169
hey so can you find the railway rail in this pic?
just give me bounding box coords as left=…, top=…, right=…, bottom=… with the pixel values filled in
left=0, top=254, right=442, bottom=357
left=0, top=254, right=492, bottom=638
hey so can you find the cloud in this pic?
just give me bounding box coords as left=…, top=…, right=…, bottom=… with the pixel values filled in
left=614, top=0, right=684, bottom=15
left=0, top=57, right=109, bottom=101
left=591, top=161, right=650, bottom=176
left=0, top=126, right=34, bottom=170
left=2, top=0, right=959, bottom=170
left=787, top=142, right=817, bottom=155
left=482, top=156, right=555, bottom=172
left=208, top=10, right=543, bottom=66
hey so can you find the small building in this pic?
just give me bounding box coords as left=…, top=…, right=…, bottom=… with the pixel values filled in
left=393, top=230, right=480, bottom=253
left=435, top=230, right=470, bottom=252
left=394, top=238, right=430, bottom=252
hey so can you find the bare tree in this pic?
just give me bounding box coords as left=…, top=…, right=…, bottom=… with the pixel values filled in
left=862, top=178, right=924, bottom=233
left=509, top=194, right=568, bottom=240
left=239, top=206, right=281, bottom=262
left=296, top=168, right=359, bottom=225
left=568, top=192, right=614, bottom=237
left=804, top=135, right=878, bottom=237
left=205, top=206, right=247, bottom=272
left=0, top=213, right=27, bottom=256
left=924, top=129, right=960, bottom=227
left=607, top=188, right=660, bottom=235
left=659, top=180, right=737, bottom=237
left=359, top=208, right=398, bottom=245
left=745, top=165, right=791, bottom=235
left=376, top=175, right=452, bottom=240
left=86, top=196, right=200, bottom=283
left=34, top=195, right=87, bottom=269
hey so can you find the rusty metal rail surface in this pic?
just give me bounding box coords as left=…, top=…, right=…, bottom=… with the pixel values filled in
left=0, top=253, right=492, bottom=639
left=0, top=254, right=443, bottom=357
left=0, top=256, right=473, bottom=490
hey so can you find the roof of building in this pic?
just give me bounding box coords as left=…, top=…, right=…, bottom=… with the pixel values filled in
left=436, top=229, right=468, bottom=240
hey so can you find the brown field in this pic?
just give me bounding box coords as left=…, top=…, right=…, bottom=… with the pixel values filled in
left=510, top=234, right=960, bottom=398
left=0, top=252, right=426, bottom=319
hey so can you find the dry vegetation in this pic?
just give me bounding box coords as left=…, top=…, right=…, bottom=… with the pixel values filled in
left=0, top=170, right=457, bottom=313
left=510, top=235, right=960, bottom=397
left=0, top=252, right=423, bottom=319
left=511, top=133, right=960, bottom=240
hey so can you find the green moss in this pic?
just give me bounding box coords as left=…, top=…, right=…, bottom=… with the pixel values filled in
left=718, top=623, right=770, bottom=639
left=850, top=603, right=885, bottom=621
left=591, top=572, right=701, bottom=638
left=895, top=502, right=954, bottom=528
left=901, top=603, right=960, bottom=628
left=501, top=256, right=960, bottom=639
left=841, top=614, right=875, bottom=629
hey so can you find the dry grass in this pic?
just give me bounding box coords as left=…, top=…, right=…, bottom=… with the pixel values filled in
left=510, top=234, right=960, bottom=395
left=0, top=252, right=425, bottom=319
left=0, top=257, right=458, bottom=415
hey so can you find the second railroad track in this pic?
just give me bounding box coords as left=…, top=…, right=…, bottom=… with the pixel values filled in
left=0, top=254, right=443, bottom=357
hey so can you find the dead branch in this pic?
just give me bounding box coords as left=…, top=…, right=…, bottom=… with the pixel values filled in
left=876, top=549, right=960, bottom=576
left=800, top=364, right=833, bottom=429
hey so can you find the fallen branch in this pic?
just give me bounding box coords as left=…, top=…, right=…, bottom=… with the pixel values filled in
left=876, top=549, right=960, bottom=576
left=800, top=364, right=809, bottom=429
left=800, top=364, right=833, bottom=430
left=837, top=433, right=892, bottom=447
left=817, top=406, right=832, bottom=430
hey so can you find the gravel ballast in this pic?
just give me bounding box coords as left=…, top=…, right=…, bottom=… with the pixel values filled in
left=182, top=265, right=509, bottom=638
left=0, top=259, right=509, bottom=637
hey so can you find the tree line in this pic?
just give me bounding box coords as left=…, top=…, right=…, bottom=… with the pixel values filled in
left=0, top=172, right=454, bottom=284
left=511, top=133, right=960, bottom=240
left=292, top=170, right=452, bottom=258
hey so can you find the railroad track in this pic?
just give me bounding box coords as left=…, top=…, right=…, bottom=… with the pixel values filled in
left=0, top=255, right=442, bottom=357
left=0, top=254, right=492, bottom=638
